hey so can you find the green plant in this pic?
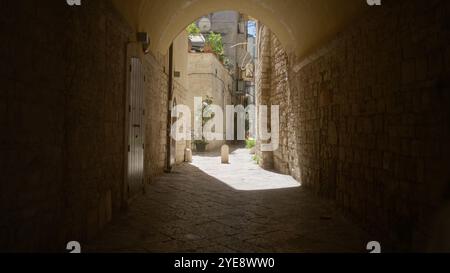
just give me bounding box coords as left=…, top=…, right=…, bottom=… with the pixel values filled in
left=223, top=57, right=231, bottom=66
left=252, top=155, right=261, bottom=165
left=193, top=139, right=209, bottom=145
left=206, top=32, right=224, bottom=58
left=246, top=138, right=256, bottom=149
left=194, top=96, right=214, bottom=150
left=186, top=23, right=200, bottom=36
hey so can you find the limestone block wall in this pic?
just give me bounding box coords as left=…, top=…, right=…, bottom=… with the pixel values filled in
left=0, top=0, right=133, bottom=251
left=143, top=54, right=169, bottom=178
left=269, top=32, right=297, bottom=176
left=256, top=0, right=450, bottom=250
left=255, top=25, right=274, bottom=170
left=172, top=31, right=190, bottom=164
left=1, top=0, right=171, bottom=252
left=188, top=53, right=233, bottom=152
left=62, top=0, right=133, bottom=246
left=255, top=24, right=300, bottom=178
left=173, top=79, right=189, bottom=163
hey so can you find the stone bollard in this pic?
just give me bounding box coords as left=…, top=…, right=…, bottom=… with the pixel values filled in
left=221, top=145, right=229, bottom=164
left=185, top=148, right=193, bottom=163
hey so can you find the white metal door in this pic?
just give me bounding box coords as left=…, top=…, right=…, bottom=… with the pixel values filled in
left=127, top=57, right=145, bottom=198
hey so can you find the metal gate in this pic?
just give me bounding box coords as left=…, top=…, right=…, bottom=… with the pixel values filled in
left=127, top=57, right=145, bottom=199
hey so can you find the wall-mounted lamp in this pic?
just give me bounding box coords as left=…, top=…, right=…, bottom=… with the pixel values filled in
left=137, top=32, right=150, bottom=54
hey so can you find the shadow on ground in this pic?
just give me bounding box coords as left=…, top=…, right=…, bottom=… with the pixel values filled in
left=86, top=149, right=371, bottom=253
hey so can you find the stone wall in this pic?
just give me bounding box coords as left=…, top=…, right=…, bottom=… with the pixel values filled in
left=256, top=0, right=450, bottom=250
left=0, top=0, right=133, bottom=251
left=173, top=79, right=189, bottom=163
left=172, top=31, right=190, bottom=164
left=0, top=0, right=172, bottom=252
left=255, top=24, right=300, bottom=178
left=62, top=0, right=133, bottom=247
left=143, top=54, right=169, bottom=178
left=269, top=31, right=297, bottom=176
left=255, top=25, right=273, bottom=169
left=188, top=53, right=233, bottom=152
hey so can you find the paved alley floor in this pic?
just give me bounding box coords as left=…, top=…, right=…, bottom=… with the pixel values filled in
left=86, top=148, right=370, bottom=253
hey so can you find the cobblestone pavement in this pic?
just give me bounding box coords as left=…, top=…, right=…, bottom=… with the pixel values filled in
left=86, top=148, right=370, bottom=253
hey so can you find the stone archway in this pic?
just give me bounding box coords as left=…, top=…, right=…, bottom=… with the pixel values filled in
left=112, top=0, right=368, bottom=57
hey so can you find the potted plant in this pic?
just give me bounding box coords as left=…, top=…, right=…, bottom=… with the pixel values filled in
left=187, top=23, right=200, bottom=36
left=194, top=96, right=214, bottom=152
left=194, top=139, right=209, bottom=152
left=205, top=32, right=225, bottom=61
left=203, top=43, right=214, bottom=53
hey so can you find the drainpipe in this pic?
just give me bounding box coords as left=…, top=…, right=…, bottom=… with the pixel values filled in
left=165, top=43, right=174, bottom=172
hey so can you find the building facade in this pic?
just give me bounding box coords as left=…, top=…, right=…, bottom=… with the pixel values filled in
left=187, top=52, right=233, bottom=152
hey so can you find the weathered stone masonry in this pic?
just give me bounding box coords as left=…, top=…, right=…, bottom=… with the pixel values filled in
left=257, top=0, right=450, bottom=250
left=1, top=0, right=449, bottom=253
left=256, top=24, right=300, bottom=180
left=0, top=0, right=135, bottom=251
left=143, top=55, right=168, bottom=179
left=0, top=0, right=169, bottom=251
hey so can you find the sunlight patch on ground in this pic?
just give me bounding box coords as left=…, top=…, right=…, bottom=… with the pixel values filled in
left=191, top=148, right=301, bottom=191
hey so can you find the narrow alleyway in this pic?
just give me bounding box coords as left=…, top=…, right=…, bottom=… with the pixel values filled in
left=86, top=148, right=370, bottom=253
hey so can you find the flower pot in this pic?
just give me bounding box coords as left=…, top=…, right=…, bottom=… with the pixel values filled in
left=195, top=142, right=207, bottom=152
left=203, top=44, right=213, bottom=53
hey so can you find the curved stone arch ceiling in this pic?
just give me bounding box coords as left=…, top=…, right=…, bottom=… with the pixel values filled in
left=112, top=0, right=368, bottom=58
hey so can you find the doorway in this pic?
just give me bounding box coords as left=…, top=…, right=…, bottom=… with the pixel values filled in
left=126, top=57, right=146, bottom=200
